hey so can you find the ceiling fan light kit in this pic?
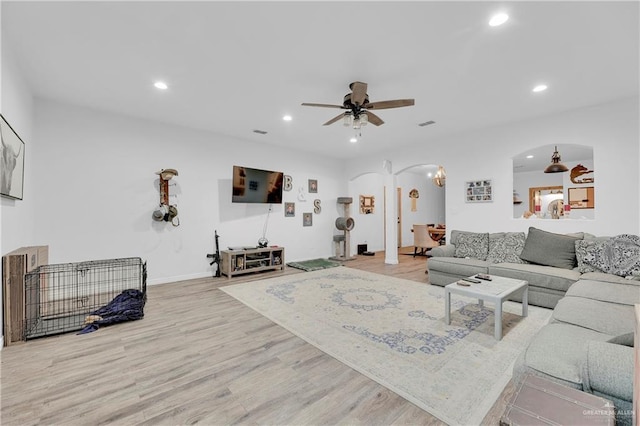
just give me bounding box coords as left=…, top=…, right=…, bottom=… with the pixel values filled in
left=302, top=81, right=415, bottom=138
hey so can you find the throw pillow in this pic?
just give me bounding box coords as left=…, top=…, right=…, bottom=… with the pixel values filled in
left=454, top=232, right=489, bottom=260
left=519, top=227, right=582, bottom=269
left=582, top=234, right=640, bottom=277
left=575, top=239, right=608, bottom=273
left=607, top=332, right=635, bottom=347
left=486, top=232, right=527, bottom=264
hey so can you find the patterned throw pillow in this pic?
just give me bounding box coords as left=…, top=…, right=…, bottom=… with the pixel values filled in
left=486, top=232, right=527, bottom=264
left=454, top=232, right=489, bottom=260
left=575, top=239, right=607, bottom=273
left=582, top=234, right=640, bottom=277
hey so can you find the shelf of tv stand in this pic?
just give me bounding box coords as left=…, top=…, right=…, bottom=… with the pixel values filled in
left=220, top=246, right=285, bottom=278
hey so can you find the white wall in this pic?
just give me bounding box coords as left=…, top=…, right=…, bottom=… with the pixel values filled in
left=1, top=39, right=36, bottom=253
left=1, top=38, right=37, bottom=348
left=23, top=100, right=345, bottom=284
left=346, top=97, right=640, bottom=241
left=348, top=173, right=385, bottom=254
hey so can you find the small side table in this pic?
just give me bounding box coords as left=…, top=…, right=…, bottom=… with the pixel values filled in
left=501, top=374, right=615, bottom=425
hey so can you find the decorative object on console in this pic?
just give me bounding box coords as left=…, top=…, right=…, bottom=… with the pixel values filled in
left=465, top=179, right=492, bottom=203
left=543, top=145, right=569, bottom=173
left=359, top=195, right=375, bottom=214
left=432, top=165, right=446, bottom=187
left=0, top=114, right=26, bottom=200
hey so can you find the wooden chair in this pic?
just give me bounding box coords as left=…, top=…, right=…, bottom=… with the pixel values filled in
left=413, top=224, right=440, bottom=257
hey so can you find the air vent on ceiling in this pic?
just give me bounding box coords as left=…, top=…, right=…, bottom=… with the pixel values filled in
left=418, top=120, right=436, bottom=127
left=253, top=129, right=268, bottom=135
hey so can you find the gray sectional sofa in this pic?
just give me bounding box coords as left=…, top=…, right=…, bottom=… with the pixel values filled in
left=427, top=228, right=639, bottom=425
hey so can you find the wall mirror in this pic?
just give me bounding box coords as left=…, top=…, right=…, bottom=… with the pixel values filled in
left=513, top=144, right=594, bottom=219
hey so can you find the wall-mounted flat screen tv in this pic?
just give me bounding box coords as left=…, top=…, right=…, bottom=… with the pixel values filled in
left=232, top=165, right=284, bottom=204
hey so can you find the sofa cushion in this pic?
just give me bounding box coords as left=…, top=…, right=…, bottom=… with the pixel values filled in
left=580, top=271, right=640, bottom=286
left=523, top=323, right=610, bottom=385
left=565, top=279, right=640, bottom=306
left=427, top=256, right=490, bottom=277
left=519, top=227, right=582, bottom=269
left=489, top=263, right=580, bottom=293
left=486, top=232, right=527, bottom=264
left=581, top=234, right=640, bottom=277
left=607, top=332, right=634, bottom=347
left=552, top=296, right=637, bottom=336
left=453, top=232, right=489, bottom=260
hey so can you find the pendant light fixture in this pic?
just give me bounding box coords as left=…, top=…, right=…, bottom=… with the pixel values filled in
left=432, top=165, right=446, bottom=187
left=544, top=146, right=569, bottom=173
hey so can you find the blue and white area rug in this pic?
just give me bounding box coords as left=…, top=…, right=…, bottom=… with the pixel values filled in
left=221, top=267, right=551, bottom=425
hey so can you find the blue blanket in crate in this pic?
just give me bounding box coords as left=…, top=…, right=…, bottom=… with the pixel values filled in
left=78, top=289, right=146, bottom=334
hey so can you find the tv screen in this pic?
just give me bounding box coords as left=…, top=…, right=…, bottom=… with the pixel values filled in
left=232, top=166, right=284, bottom=204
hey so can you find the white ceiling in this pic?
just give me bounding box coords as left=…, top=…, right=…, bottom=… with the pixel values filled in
left=2, top=1, right=638, bottom=160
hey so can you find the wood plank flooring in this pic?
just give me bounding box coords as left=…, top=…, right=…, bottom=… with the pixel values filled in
left=1, top=249, right=514, bottom=425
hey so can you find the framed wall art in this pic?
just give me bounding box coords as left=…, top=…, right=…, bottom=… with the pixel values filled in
left=308, top=179, right=318, bottom=193
left=568, top=187, right=594, bottom=209
left=303, top=212, right=313, bottom=226
left=360, top=195, right=375, bottom=214
left=0, top=114, right=26, bottom=200
left=465, top=179, right=492, bottom=203
left=284, top=202, right=295, bottom=217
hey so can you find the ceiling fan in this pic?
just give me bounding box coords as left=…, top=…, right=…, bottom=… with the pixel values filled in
left=302, top=81, right=415, bottom=128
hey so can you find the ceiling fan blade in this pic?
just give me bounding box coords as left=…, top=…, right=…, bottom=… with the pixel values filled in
left=301, top=103, right=345, bottom=109
left=350, top=81, right=368, bottom=106
left=366, top=111, right=384, bottom=126
left=366, top=99, right=415, bottom=110
left=323, top=113, right=346, bottom=126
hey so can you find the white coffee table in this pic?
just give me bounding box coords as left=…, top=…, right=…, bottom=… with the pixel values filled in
left=444, top=275, right=528, bottom=340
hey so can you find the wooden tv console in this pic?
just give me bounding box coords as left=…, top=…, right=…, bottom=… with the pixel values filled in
left=220, top=246, right=285, bottom=278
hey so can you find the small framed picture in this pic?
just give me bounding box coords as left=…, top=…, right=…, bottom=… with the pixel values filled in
left=308, top=179, right=318, bottom=193
left=303, top=212, right=313, bottom=226
left=284, top=202, right=295, bottom=217
left=465, top=179, right=493, bottom=203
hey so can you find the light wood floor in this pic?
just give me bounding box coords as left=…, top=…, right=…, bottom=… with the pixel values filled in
left=1, top=249, right=514, bottom=425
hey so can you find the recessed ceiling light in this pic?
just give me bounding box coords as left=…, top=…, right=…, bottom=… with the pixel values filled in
left=526, top=155, right=534, bottom=159
left=532, top=84, right=548, bottom=93
left=350, top=137, right=358, bottom=143
left=489, top=13, right=509, bottom=27
left=154, top=81, right=168, bottom=90
left=283, top=115, right=292, bottom=121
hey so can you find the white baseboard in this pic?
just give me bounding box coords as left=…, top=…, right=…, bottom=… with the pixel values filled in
left=147, top=271, right=214, bottom=286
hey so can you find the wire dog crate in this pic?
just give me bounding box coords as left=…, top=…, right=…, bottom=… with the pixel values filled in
left=23, top=257, right=146, bottom=339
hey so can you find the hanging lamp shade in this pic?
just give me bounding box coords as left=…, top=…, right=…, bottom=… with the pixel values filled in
left=544, top=146, right=569, bottom=173
left=433, top=165, right=446, bottom=187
